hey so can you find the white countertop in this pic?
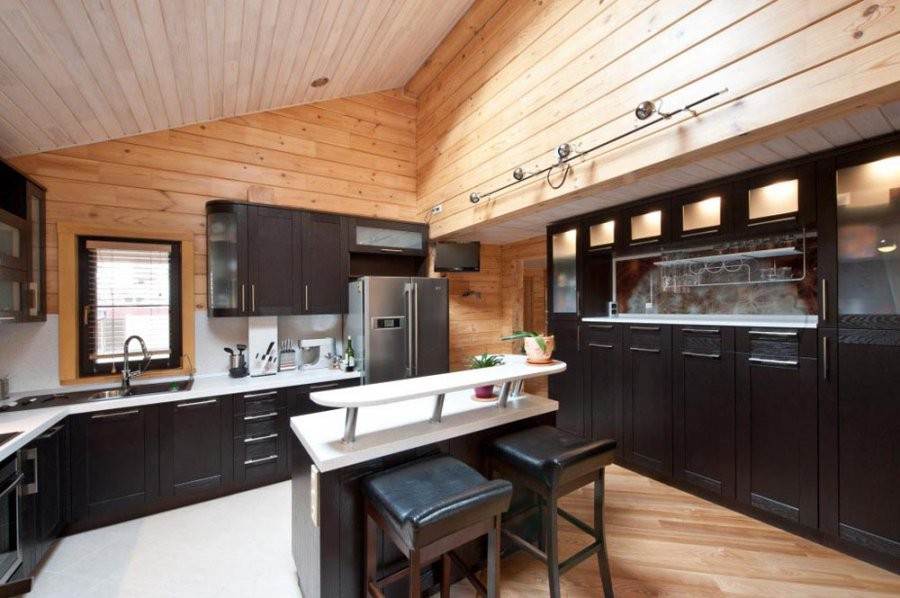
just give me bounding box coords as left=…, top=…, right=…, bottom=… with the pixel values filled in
left=310, top=354, right=564, bottom=407
left=0, top=368, right=360, bottom=462
left=582, top=314, right=818, bottom=329
left=291, top=391, right=558, bottom=472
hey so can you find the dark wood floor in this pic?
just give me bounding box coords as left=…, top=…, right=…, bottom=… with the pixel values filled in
left=450, top=465, right=900, bottom=597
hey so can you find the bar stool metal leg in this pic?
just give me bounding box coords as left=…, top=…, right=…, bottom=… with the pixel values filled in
left=595, top=470, right=614, bottom=597
left=545, top=493, right=561, bottom=598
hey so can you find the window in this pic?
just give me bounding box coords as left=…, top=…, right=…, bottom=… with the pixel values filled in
left=78, top=237, right=182, bottom=377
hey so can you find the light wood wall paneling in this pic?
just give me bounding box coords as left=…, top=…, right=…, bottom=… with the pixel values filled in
left=9, top=89, right=421, bottom=315
left=412, top=0, right=900, bottom=239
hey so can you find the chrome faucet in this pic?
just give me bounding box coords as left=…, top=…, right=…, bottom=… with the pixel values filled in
left=121, top=335, right=150, bottom=394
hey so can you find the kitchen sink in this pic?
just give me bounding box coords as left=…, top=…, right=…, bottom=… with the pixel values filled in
left=0, top=378, right=194, bottom=412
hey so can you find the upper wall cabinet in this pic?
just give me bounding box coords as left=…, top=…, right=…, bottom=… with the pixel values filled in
left=347, top=218, right=427, bottom=256
left=671, top=184, right=732, bottom=242
left=297, top=211, right=346, bottom=315
left=619, top=199, right=670, bottom=252
left=733, top=163, right=815, bottom=234
left=548, top=224, right=579, bottom=317
left=0, top=161, right=45, bottom=323
left=207, top=202, right=248, bottom=318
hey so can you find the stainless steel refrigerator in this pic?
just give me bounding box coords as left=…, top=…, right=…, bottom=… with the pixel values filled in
left=346, top=276, right=449, bottom=384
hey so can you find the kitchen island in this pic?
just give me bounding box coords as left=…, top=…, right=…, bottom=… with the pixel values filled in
left=290, top=355, right=564, bottom=598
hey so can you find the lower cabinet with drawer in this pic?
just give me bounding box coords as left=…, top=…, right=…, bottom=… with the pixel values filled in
left=159, top=397, right=233, bottom=502
left=735, top=328, right=818, bottom=529
left=233, top=390, right=289, bottom=486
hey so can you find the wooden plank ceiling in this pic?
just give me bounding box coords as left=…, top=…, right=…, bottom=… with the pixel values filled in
left=0, top=0, right=473, bottom=158
left=447, top=102, right=900, bottom=244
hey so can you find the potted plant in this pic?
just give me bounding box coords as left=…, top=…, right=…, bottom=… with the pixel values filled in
left=501, top=331, right=555, bottom=364
left=469, top=353, right=504, bottom=399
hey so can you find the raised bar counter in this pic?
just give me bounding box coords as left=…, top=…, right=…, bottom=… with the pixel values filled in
left=290, top=355, right=565, bottom=598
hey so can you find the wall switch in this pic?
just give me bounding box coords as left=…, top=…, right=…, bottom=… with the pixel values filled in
left=431, top=204, right=443, bottom=214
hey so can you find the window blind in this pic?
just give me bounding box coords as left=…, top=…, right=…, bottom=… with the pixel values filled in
left=84, top=240, right=174, bottom=366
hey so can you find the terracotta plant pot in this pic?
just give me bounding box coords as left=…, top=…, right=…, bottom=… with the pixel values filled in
left=474, top=384, right=495, bottom=399
left=524, top=335, right=555, bottom=364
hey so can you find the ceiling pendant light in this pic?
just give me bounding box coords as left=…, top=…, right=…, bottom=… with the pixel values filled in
left=877, top=238, right=897, bottom=253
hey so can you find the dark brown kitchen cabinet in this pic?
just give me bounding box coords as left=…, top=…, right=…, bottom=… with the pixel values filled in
left=233, top=390, right=289, bottom=486
left=736, top=329, right=817, bottom=528
left=581, top=323, right=621, bottom=451
left=23, top=182, right=45, bottom=322
left=160, top=397, right=233, bottom=500
left=347, top=217, right=427, bottom=256
left=673, top=326, right=735, bottom=498
left=207, top=201, right=248, bottom=317
left=732, top=162, right=815, bottom=234
left=548, top=318, right=586, bottom=437
left=622, top=324, right=672, bottom=476
left=70, top=406, right=159, bottom=529
left=619, top=199, right=670, bottom=253
left=0, top=162, right=45, bottom=323
left=671, top=183, right=732, bottom=243
left=547, top=224, right=580, bottom=317
left=298, top=211, right=346, bottom=314
left=247, top=205, right=300, bottom=315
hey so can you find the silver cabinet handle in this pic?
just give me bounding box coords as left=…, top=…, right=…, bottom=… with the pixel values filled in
left=747, top=215, right=795, bottom=227
left=822, top=336, right=829, bottom=381
left=0, top=316, right=16, bottom=321
left=683, top=351, right=720, bottom=359
left=23, top=447, right=37, bottom=496
left=588, top=324, right=612, bottom=330
left=176, top=398, right=217, bottom=408
left=681, top=228, right=719, bottom=238
left=244, top=433, right=278, bottom=444
left=682, top=328, right=719, bottom=334
left=405, top=285, right=414, bottom=377
left=629, top=347, right=660, bottom=353
left=244, top=454, right=278, bottom=466
left=749, top=357, right=799, bottom=366
left=304, top=284, right=309, bottom=311
left=38, top=426, right=64, bottom=440
left=243, top=411, right=278, bottom=421
left=91, top=409, right=140, bottom=420
left=243, top=391, right=277, bottom=399
left=630, top=325, right=660, bottom=331
left=251, top=284, right=256, bottom=313
left=820, top=278, right=827, bottom=322
left=308, top=382, right=339, bottom=391
left=379, top=248, right=403, bottom=253
left=748, top=330, right=797, bottom=337
left=413, top=282, right=419, bottom=375
left=241, top=283, right=246, bottom=312
left=589, top=343, right=613, bottom=349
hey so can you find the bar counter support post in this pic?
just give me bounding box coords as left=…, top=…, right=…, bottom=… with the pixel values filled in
left=498, top=382, right=512, bottom=408
left=431, top=393, right=446, bottom=423
left=343, top=407, right=359, bottom=443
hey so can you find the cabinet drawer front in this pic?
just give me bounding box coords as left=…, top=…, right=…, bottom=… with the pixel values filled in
left=627, top=325, right=664, bottom=352
left=236, top=411, right=281, bottom=438
left=679, top=327, right=726, bottom=357
left=234, top=434, right=286, bottom=484
left=737, top=328, right=815, bottom=359
left=235, top=390, right=285, bottom=416
left=584, top=323, right=618, bottom=345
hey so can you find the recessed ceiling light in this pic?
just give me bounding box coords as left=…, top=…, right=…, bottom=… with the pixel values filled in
left=311, top=77, right=330, bottom=88
left=877, top=238, right=897, bottom=253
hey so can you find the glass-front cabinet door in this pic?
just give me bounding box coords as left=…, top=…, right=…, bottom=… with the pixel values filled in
left=25, top=182, right=45, bottom=321
left=672, top=184, right=731, bottom=241
left=549, top=225, right=578, bottom=316
left=734, top=163, right=814, bottom=233
left=0, top=267, right=23, bottom=322
left=347, top=218, right=426, bottom=256
left=835, top=151, right=900, bottom=328
left=0, top=211, right=26, bottom=272
left=207, top=202, right=247, bottom=317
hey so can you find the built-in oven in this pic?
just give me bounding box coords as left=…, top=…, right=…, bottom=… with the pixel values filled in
left=0, top=454, right=22, bottom=583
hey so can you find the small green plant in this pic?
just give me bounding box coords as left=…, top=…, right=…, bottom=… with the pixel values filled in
left=501, top=330, right=547, bottom=352
left=469, top=353, right=504, bottom=369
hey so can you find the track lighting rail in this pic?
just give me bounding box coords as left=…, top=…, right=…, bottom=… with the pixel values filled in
left=468, top=88, right=728, bottom=204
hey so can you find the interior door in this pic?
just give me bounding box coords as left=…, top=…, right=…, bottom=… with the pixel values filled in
left=412, top=277, right=448, bottom=377
left=365, top=277, right=410, bottom=383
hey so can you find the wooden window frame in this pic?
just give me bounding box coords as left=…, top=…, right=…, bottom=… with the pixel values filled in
left=57, top=222, right=195, bottom=386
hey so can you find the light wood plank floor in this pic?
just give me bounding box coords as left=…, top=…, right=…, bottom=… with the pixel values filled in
left=453, top=465, right=900, bottom=597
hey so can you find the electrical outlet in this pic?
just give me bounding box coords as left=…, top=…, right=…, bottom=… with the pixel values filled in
left=431, top=204, right=443, bottom=214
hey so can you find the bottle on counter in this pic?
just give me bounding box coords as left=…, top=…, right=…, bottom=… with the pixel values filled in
left=343, top=336, right=356, bottom=372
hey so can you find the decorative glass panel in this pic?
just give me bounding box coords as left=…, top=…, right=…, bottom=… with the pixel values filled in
left=551, top=228, right=577, bottom=313
left=0, top=222, right=21, bottom=261
left=355, top=225, right=422, bottom=250
left=28, top=188, right=42, bottom=316
left=208, top=212, right=240, bottom=311
left=748, top=179, right=798, bottom=221
left=589, top=220, right=615, bottom=247
left=836, top=155, right=900, bottom=318
left=0, top=279, right=20, bottom=313
left=682, top=196, right=721, bottom=231
left=631, top=210, right=662, bottom=241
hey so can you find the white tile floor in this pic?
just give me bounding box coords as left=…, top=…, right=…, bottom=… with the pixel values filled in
left=29, top=482, right=302, bottom=598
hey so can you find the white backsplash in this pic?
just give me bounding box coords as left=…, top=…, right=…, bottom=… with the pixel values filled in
left=0, top=312, right=343, bottom=394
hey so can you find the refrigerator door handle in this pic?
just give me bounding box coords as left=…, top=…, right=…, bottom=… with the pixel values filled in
left=405, top=283, right=414, bottom=378
left=413, top=282, right=419, bottom=377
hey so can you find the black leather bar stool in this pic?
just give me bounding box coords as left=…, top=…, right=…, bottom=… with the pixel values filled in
left=490, top=426, right=616, bottom=598
left=362, top=455, right=513, bottom=597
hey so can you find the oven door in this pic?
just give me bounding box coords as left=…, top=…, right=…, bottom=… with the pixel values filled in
left=0, top=455, right=22, bottom=583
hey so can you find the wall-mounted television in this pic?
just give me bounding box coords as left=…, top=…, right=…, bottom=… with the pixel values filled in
left=434, top=241, right=480, bottom=272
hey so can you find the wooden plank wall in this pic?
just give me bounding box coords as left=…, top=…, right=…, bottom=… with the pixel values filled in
left=409, top=0, right=900, bottom=238
left=8, top=89, right=419, bottom=314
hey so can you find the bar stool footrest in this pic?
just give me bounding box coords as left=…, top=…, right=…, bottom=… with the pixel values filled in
left=557, top=506, right=597, bottom=537
left=448, top=550, right=488, bottom=597
left=559, top=540, right=603, bottom=576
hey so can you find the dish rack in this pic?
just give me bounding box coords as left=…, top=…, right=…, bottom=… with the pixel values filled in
left=653, top=231, right=808, bottom=290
